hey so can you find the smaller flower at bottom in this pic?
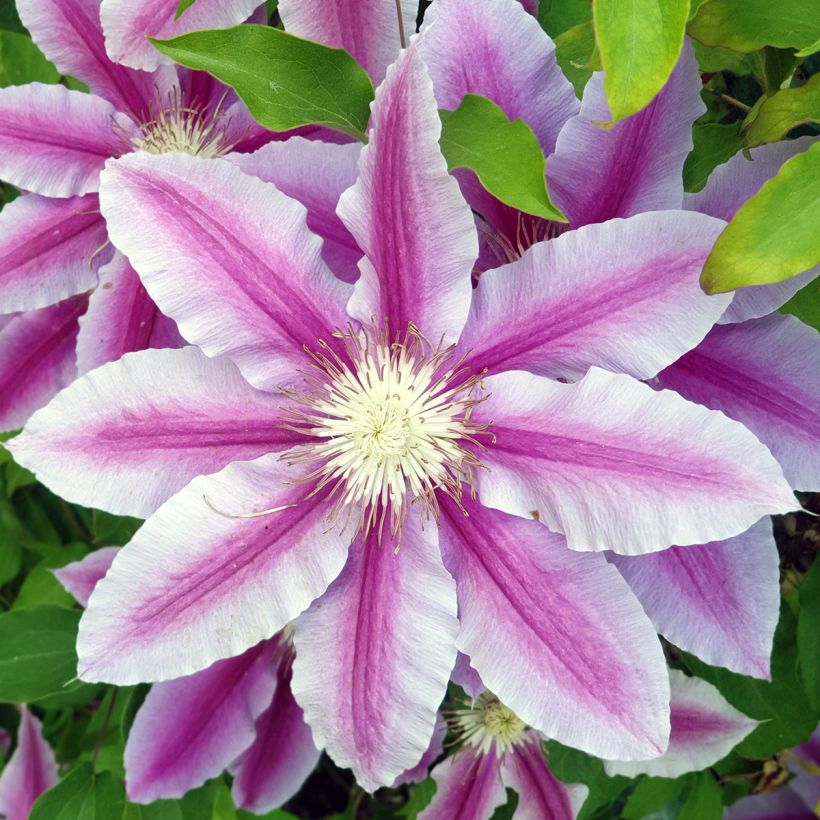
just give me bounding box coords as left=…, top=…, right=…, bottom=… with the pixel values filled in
left=420, top=689, right=588, bottom=820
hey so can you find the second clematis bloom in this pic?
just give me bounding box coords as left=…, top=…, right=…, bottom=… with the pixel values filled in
left=11, top=44, right=798, bottom=789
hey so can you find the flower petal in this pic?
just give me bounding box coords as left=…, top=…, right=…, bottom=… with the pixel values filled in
left=0, top=709, right=58, bottom=820
left=0, top=297, right=85, bottom=432
left=53, top=547, right=120, bottom=607
left=548, top=42, right=703, bottom=228
left=291, top=515, right=458, bottom=792
left=475, top=368, right=797, bottom=553
left=419, top=747, right=507, bottom=820
left=100, top=0, right=265, bottom=72
left=228, top=138, right=362, bottom=283
left=125, top=639, right=278, bottom=803
left=77, top=454, right=352, bottom=684
left=459, top=211, right=729, bottom=380
left=499, top=734, right=589, bottom=820
left=76, top=251, right=184, bottom=375
left=10, top=346, right=299, bottom=519
left=279, top=0, right=417, bottom=84
left=0, top=84, right=122, bottom=198
left=657, top=314, right=820, bottom=491
left=611, top=520, right=779, bottom=679
left=230, top=654, right=320, bottom=813
left=605, top=670, right=758, bottom=778
left=340, top=45, right=477, bottom=345
left=452, top=653, right=484, bottom=700
left=0, top=194, right=106, bottom=314
left=418, top=0, right=578, bottom=155
left=438, top=496, right=670, bottom=760
left=16, top=0, right=155, bottom=114
left=685, top=137, right=817, bottom=324
left=725, top=788, right=815, bottom=820
left=98, top=151, right=350, bottom=388
left=393, top=717, right=447, bottom=787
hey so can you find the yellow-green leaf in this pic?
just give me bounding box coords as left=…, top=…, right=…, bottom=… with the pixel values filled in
left=742, top=73, right=820, bottom=148
left=701, top=141, right=820, bottom=293
left=688, top=0, right=820, bottom=53
left=554, top=20, right=601, bottom=98
left=593, top=0, right=690, bottom=122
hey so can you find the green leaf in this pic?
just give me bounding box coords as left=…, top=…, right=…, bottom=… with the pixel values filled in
left=0, top=30, right=60, bottom=87
left=592, top=0, right=690, bottom=122
left=622, top=775, right=687, bottom=818
left=13, top=542, right=89, bottom=610
left=91, top=509, right=142, bottom=547
left=798, top=559, right=820, bottom=712
left=781, top=277, right=820, bottom=331
left=682, top=602, right=818, bottom=758
left=554, top=21, right=601, bottom=98
left=0, top=605, right=93, bottom=702
left=397, top=778, right=436, bottom=819
left=151, top=25, right=374, bottom=139
left=538, top=0, right=592, bottom=38
left=692, top=40, right=759, bottom=74
left=701, top=140, right=820, bottom=292
left=688, top=0, right=820, bottom=52
left=683, top=121, right=743, bottom=192
left=124, top=779, right=223, bottom=819
left=174, top=0, right=197, bottom=20
left=678, top=772, right=722, bottom=820
left=30, top=764, right=126, bottom=820
left=0, top=0, right=24, bottom=34
left=439, top=94, right=566, bottom=222
left=742, top=73, right=820, bottom=148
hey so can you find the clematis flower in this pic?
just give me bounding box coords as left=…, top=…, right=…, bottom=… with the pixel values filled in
left=11, top=38, right=800, bottom=791
left=0, top=0, right=356, bottom=431
left=55, top=548, right=320, bottom=812
left=0, top=708, right=58, bottom=820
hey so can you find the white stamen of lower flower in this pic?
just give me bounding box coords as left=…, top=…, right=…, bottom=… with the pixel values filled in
left=280, top=322, right=491, bottom=542
left=125, top=88, right=237, bottom=158
left=450, top=692, right=528, bottom=756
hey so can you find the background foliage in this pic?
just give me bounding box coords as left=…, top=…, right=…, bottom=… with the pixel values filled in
left=0, top=0, right=818, bottom=816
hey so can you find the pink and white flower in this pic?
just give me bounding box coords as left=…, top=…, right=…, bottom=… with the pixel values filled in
left=11, top=36, right=800, bottom=791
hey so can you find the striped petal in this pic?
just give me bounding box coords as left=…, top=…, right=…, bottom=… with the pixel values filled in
left=53, top=547, right=120, bottom=607
left=475, top=368, right=796, bottom=553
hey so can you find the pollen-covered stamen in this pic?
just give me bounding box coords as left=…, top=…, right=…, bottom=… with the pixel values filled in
left=280, top=322, right=491, bottom=542
left=121, top=87, right=238, bottom=158
left=449, top=692, right=528, bottom=756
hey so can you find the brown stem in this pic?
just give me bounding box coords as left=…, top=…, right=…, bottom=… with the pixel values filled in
left=395, top=0, right=407, bottom=48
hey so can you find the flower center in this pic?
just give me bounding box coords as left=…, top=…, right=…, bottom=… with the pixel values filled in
left=281, top=323, right=490, bottom=541
left=129, top=90, right=236, bottom=158
left=452, top=692, right=528, bottom=754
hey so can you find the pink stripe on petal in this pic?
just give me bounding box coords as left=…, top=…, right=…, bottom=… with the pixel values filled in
left=459, top=211, right=729, bottom=380
left=0, top=84, right=122, bottom=198
left=548, top=42, right=703, bottom=227
left=76, top=251, right=184, bottom=375
left=10, top=346, right=301, bottom=518
left=500, top=734, right=588, bottom=820
left=612, top=520, right=779, bottom=679
left=0, top=194, right=106, bottom=313
left=279, top=0, right=417, bottom=84
left=725, top=788, right=815, bottom=820
left=340, top=45, right=477, bottom=345
left=77, top=455, right=352, bottom=684
left=438, top=496, right=670, bottom=760
left=605, top=670, right=757, bottom=778
left=125, top=639, right=278, bottom=803
left=419, top=747, right=507, bottom=820
left=228, top=138, right=363, bottom=283
left=419, top=0, right=578, bottom=156
left=99, top=152, right=350, bottom=389
left=101, top=0, right=265, bottom=72
left=291, top=515, right=458, bottom=792
left=53, top=547, right=120, bottom=607
left=0, top=296, right=85, bottom=432
left=0, top=708, right=58, bottom=820
left=656, top=314, right=820, bottom=491
left=475, top=368, right=797, bottom=554
left=231, top=655, right=320, bottom=813
left=17, top=0, right=155, bottom=115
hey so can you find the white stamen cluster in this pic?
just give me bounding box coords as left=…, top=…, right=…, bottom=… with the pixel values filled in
left=451, top=692, right=528, bottom=755
left=129, top=89, right=236, bottom=158
left=281, top=323, right=490, bottom=542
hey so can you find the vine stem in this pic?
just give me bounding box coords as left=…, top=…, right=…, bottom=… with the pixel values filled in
left=91, top=688, right=119, bottom=769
